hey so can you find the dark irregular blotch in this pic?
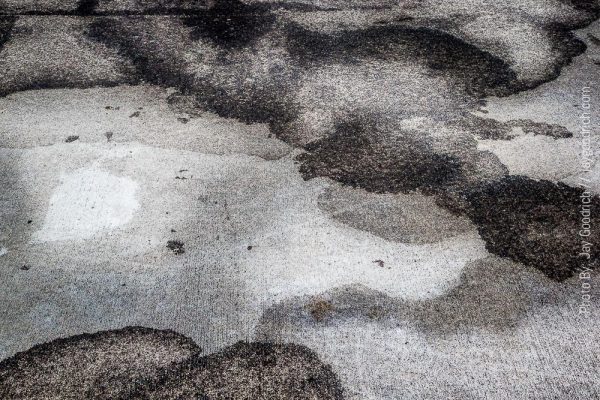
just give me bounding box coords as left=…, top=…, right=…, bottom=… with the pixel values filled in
left=461, top=176, right=599, bottom=281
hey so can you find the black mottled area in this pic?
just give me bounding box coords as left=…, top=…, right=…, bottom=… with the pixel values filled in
left=184, top=0, right=276, bottom=48
left=0, top=328, right=345, bottom=400
left=513, top=120, right=573, bottom=138
left=286, top=24, right=518, bottom=97
left=0, top=327, right=201, bottom=400
left=132, top=341, right=345, bottom=399
left=467, top=116, right=574, bottom=140
left=75, top=0, right=99, bottom=15
left=0, top=17, right=15, bottom=50
left=460, top=176, right=599, bottom=281
left=559, top=0, right=600, bottom=14
left=87, top=17, right=192, bottom=88
left=298, top=117, right=463, bottom=194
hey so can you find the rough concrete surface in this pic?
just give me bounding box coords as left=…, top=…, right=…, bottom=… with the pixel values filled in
left=0, top=1, right=599, bottom=399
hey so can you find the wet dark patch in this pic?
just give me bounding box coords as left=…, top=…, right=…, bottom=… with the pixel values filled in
left=167, top=240, right=185, bottom=254
left=65, top=135, right=80, bottom=143
left=75, top=0, right=99, bottom=16
left=130, top=341, right=345, bottom=399
left=183, top=0, right=276, bottom=49
left=558, top=0, right=600, bottom=15
left=285, top=24, right=518, bottom=97
left=298, top=117, right=463, bottom=194
left=0, top=17, right=15, bottom=52
left=87, top=17, right=191, bottom=88
left=460, top=176, right=599, bottom=281
left=468, top=117, right=573, bottom=140
left=0, top=327, right=345, bottom=399
left=0, top=327, right=201, bottom=400
left=513, top=119, right=572, bottom=138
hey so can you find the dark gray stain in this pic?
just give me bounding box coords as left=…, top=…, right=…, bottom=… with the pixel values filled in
left=75, top=0, right=99, bottom=16
left=255, top=257, right=574, bottom=339
left=466, top=116, right=574, bottom=140
left=184, top=0, right=276, bottom=49
left=458, top=176, right=599, bottom=281
left=0, top=16, right=15, bottom=52
left=558, top=0, right=600, bottom=14
left=131, top=341, right=345, bottom=399
left=298, top=117, right=463, bottom=194
left=0, top=327, right=201, bottom=400
left=285, top=23, right=518, bottom=97
left=0, top=327, right=345, bottom=400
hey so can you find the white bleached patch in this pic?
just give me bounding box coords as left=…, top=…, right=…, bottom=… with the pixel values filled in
left=32, top=168, right=139, bottom=242
left=0, top=248, right=7, bottom=256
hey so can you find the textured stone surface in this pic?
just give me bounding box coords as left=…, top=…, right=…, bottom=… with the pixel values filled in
left=0, top=2, right=599, bottom=399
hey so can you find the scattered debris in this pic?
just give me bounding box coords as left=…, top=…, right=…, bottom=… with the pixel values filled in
left=373, top=259, right=385, bottom=268
left=20, top=265, right=30, bottom=271
left=167, top=240, right=185, bottom=255
left=65, top=135, right=79, bottom=143
left=129, top=111, right=141, bottom=118
left=247, top=245, right=253, bottom=250
left=171, top=229, right=177, bottom=233
left=177, top=117, right=189, bottom=124
left=105, top=131, right=113, bottom=142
